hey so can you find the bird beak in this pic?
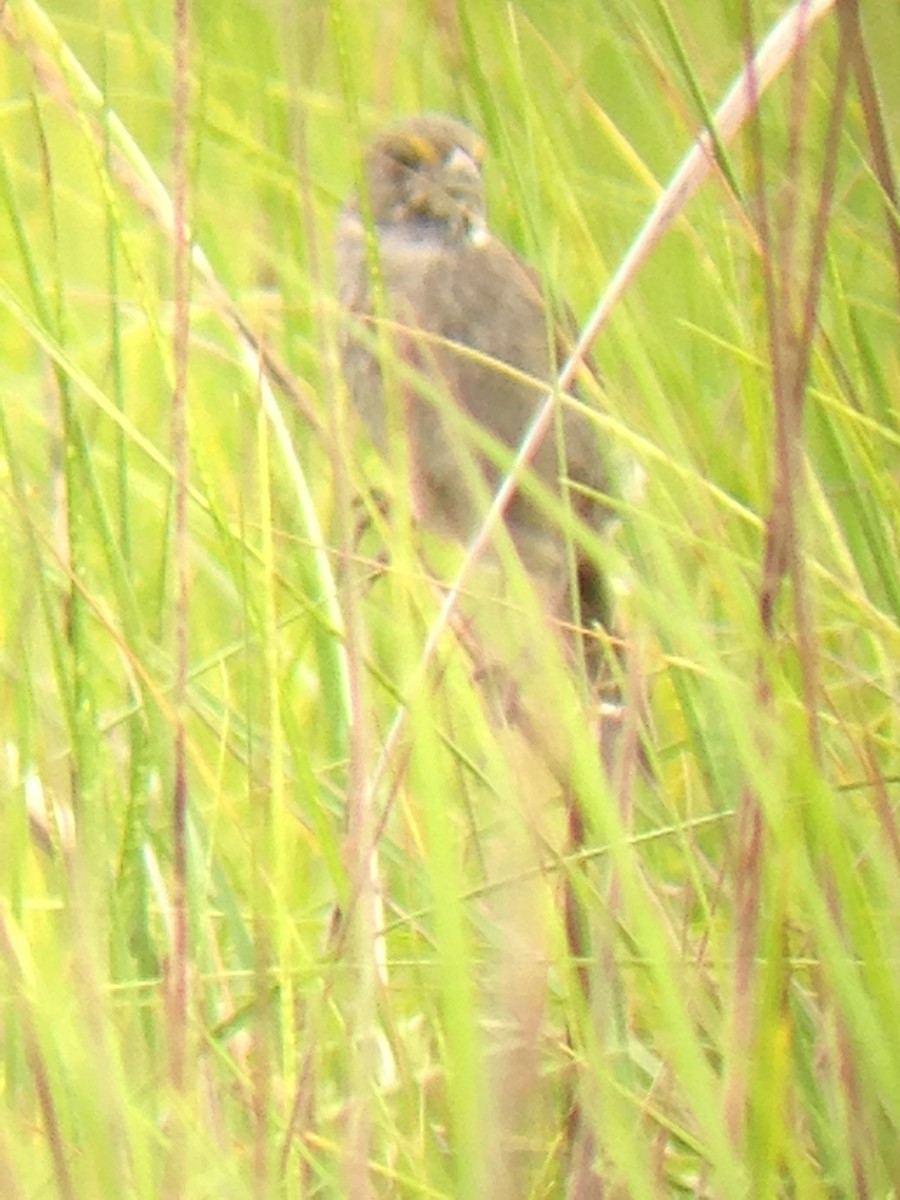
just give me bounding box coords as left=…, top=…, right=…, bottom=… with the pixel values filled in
left=444, top=146, right=487, bottom=244
left=445, top=145, right=480, bottom=180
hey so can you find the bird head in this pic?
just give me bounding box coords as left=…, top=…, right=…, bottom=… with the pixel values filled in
left=360, top=114, right=488, bottom=243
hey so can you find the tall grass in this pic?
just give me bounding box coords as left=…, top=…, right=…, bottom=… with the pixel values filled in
left=0, top=0, right=897, bottom=1196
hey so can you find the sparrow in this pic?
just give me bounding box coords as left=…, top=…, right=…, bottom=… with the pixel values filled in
left=335, top=112, right=614, bottom=647
left=336, top=114, right=625, bottom=1197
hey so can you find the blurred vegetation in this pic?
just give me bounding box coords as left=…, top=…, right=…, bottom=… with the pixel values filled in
left=0, top=0, right=898, bottom=1196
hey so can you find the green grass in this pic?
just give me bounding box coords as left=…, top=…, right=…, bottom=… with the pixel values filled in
left=1, top=0, right=898, bottom=1196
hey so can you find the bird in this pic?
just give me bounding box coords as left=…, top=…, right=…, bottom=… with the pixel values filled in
left=335, top=112, right=615, bottom=654
left=335, top=113, right=622, bottom=1197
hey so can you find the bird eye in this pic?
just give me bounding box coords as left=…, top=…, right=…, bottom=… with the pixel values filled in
left=390, top=134, right=438, bottom=169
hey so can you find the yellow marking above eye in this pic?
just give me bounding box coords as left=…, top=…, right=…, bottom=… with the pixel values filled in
left=393, top=134, right=439, bottom=166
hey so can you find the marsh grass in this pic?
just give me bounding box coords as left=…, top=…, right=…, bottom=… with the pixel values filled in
left=0, top=0, right=898, bottom=1196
